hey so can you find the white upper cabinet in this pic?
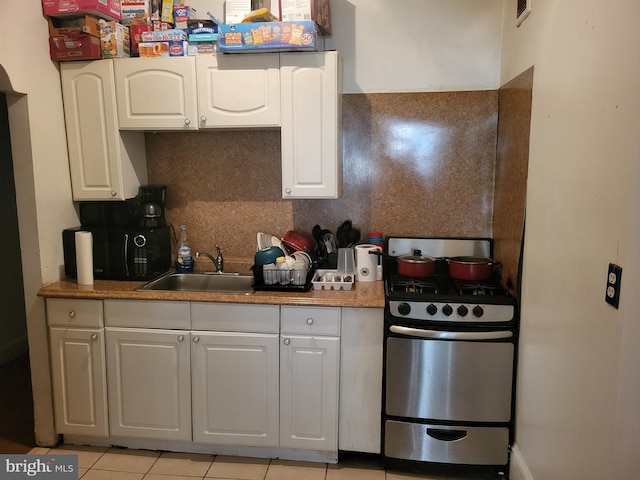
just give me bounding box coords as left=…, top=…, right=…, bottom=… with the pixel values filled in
left=61, top=60, right=147, bottom=200
left=114, top=57, right=198, bottom=130
left=280, top=51, right=342, bottom=199
left=196, top=54, right=281, bottom=128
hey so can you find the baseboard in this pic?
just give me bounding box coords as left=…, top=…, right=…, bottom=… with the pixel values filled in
left=510, top=444, right=534, bottom=480
left=0, top=335, right=28, bottom=365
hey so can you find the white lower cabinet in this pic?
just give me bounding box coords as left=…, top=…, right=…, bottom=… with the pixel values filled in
left=191, top=331, right=279, bottom=446
left=47, top=298, right=108, bottom=437
left=48, top=298, right=351, bottom=459
left=280, top=306, right=340, bottom=451
left=105, top=327, right=192, bottom=441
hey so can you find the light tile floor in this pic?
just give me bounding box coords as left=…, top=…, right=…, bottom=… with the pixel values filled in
left=29, top=445, right=504, bottom=480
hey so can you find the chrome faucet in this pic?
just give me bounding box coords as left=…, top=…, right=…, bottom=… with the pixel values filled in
left=195, top=245, right=224, bottom=273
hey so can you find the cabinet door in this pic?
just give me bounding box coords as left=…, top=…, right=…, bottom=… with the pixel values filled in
left=114, top=57, right=198, bottom=130
left=49, top=327, right=108, bottom=436
left=105, top=327, right=191, bottom=440
left=339, top=308, right=383, bottom=453
left=280, top=335, right=340, bottom=451
left=280, top=52, right=342, bottom=199
left=192, top=331, right=279, bottom=446
left=61, top=61, right=147, bottom=200
left=196, top=54, right=280, bottom=128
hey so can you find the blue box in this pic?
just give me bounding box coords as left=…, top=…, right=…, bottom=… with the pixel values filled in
left=218, top=21, right=322, bottom=52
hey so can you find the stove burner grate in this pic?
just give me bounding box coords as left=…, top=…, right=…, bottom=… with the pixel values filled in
left=455, top=281, right=509, bottom=296
left=389, top=274, right=440, bottom=294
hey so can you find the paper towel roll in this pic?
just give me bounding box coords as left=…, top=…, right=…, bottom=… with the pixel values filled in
left=75, top=231, right=94, bottom=286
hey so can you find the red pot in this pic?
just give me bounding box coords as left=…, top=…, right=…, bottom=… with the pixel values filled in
left=448, top=256, right=494, bottom=280
left=398, top=250, right=435, bottom=278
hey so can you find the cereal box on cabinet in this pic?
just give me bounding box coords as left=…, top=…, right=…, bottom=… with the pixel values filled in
left=100, top=21, right=130, bottom=57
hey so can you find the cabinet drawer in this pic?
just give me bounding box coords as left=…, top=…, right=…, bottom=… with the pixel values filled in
left=281, top=306, right=340, bottom=336
left=104, top=299, right=190, bottom=329
left=47, top=298, right=103, bottom=327
left=191, top=303, right=279, bottom=333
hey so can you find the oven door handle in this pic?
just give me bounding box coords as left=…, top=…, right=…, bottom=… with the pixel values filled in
left=389, top=325, right=513, bottom=340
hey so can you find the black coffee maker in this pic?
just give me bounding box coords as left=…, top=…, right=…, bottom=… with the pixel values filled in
left=137, top=185, right=167, bottom=227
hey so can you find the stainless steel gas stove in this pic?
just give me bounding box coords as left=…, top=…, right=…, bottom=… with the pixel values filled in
left=382, top=237, right=518, bottom=476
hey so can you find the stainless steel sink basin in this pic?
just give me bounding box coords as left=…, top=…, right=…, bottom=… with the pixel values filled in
left=138, top=272, right=254, bottom=294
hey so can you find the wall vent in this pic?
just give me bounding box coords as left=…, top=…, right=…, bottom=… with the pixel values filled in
left=516, top=0, right=532, bottom=27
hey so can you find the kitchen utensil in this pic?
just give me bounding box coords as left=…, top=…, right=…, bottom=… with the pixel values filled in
left=336, top=248, right=355, bottom=275
left=448, top=256, right=495, bottom=280
left=282, top=230, right=314, bottom=253
left=254, top=246, right=285, bottom=266
left=355, top=244, right=383, bottom=282
left=322, top=231, right=337, bottom=254
left=337, top=220, right=361, bottom=248
left=397, top=249, right=436, bottom=277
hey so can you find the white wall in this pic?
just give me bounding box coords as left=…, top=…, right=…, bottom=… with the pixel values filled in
left=0, top=3, right=79, bottom=446
left=501, top=0, right=640, bottom=478
left=190, top=0, right=504, bottom=92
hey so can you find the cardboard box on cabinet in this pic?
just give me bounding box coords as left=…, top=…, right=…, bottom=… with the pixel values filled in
left=49, top=34, right=102, bottom=61
left=48, top=14, right=102, bottom=37
left=42, top=0, right=122, bottom=21
left=219, top=21, right=322, bottom=52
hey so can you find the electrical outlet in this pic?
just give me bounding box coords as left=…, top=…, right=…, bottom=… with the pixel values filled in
left=605, top=263, right=622, bottom=309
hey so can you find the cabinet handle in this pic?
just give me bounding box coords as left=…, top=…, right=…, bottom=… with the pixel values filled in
left=68, top=311, right=75, bottom=318
left=192, top=336, right=200, bottom=343
left=306, top=318, right=314, bottom=325
left=284, top=187, right=292, bottom=195
left=283, top=338, right=290, bottom=345
left=177, top=335, right=184, bottom=342
left=90, top=334, right=97, bottom=341
left=200, top=115, right=206, bottom=123
left=110, top=191, right=117, bottom=197
left=184, top=118, right=191, bottom=126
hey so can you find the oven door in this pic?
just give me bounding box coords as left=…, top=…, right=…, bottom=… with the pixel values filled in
left=385, top=326, right=514, bottom=423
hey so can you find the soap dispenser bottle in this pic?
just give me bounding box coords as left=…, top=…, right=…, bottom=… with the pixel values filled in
left=175, top=225, right=194, bottom=273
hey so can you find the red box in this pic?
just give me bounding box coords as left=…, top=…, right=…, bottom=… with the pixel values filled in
left=49, top=34, right=102, bottom=61
left=42, top=0, right=122, bottom=21
left=130, top=24, right=152, bottom=56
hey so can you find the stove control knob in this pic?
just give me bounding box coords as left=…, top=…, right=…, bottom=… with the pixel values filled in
left=473, top=306, right=484, bottom=318
left=457, top=305, right=469, bottom=317
left=442, top=304, right=453, bottom=316
left=426, top=304, right=438, bottom=316
left=398, top=303, right=411, bottom=316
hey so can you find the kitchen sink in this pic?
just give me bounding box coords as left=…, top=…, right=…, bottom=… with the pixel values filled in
left=137, top=272, right=254, bottom=294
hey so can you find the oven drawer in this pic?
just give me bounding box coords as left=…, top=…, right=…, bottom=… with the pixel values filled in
left=384, top=420, right=509, bottom=465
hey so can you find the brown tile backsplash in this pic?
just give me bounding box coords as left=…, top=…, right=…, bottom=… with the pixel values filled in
left=146, top=90, right=499, bottom=270
left=493, top=67, right=534, bottom=298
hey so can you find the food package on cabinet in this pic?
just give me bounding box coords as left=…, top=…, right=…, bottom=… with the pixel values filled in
left=218, top=20, right=322, bottom=52
left=173, top=5, right=195, bottom=29
left=99, top=21, right=131, bottom=58
left=121, top=0, right=150, bottom=25
left=141, top=28, right=187, bottom=41
left=139, top=40, right=188, bottom=56
left=130, top=23, right=152, bottom=55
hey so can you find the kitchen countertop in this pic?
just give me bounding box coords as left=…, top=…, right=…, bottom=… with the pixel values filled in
left=38, top=278, right=385, bottom=308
